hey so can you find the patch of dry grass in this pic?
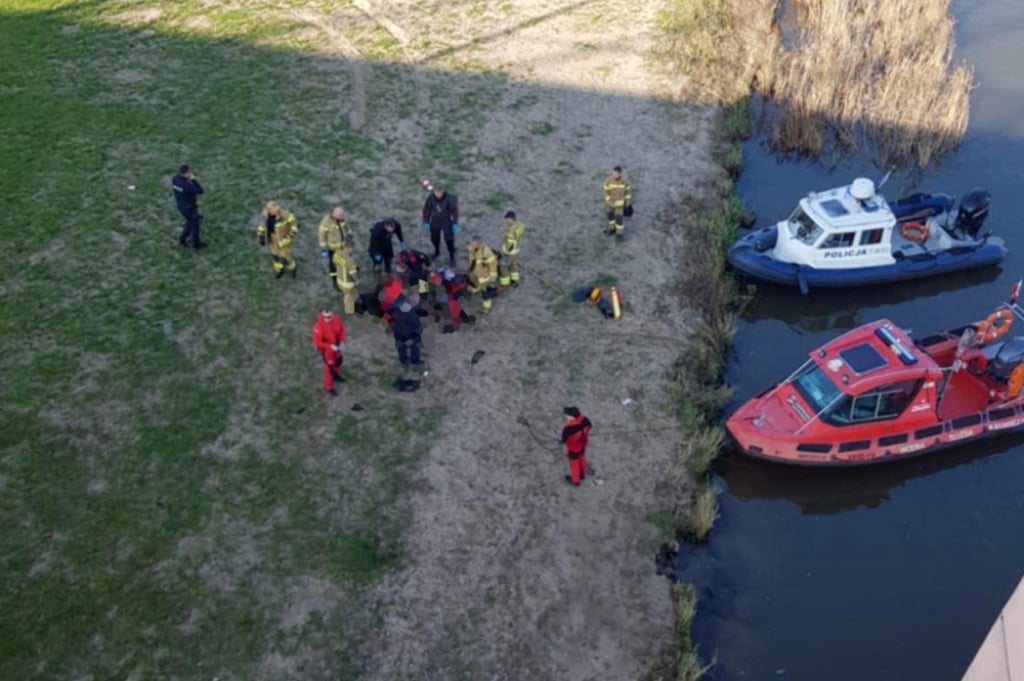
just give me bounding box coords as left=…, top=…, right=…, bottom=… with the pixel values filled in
left=687, top=486, right=720, bottom=542
left=656, top=0, right=973, bottom=167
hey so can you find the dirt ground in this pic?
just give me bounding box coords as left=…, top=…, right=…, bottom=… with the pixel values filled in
left=319, top=2, right=722, bottom=679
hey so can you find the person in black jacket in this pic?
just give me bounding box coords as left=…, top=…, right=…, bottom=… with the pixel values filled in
left=368, top=218, right=405, bottom=274
left=172, top=164, right=206, bottom=249
left=392, top=294, right=423, bottom=366
left=421, top=186, right=460, bottom=266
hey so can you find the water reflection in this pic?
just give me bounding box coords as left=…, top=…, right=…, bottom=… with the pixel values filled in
left=716, top=434, right=1019, bottom=515
left=739, top=259, right=1003, bottom=331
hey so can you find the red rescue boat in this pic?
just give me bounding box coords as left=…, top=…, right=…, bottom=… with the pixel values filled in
left=727, top=284, right=1024, bottom=465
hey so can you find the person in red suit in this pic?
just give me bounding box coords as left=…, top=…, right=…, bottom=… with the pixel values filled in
left=561, top=406, right=592, bottom=486
left=312, top=309, right=346, bottom=395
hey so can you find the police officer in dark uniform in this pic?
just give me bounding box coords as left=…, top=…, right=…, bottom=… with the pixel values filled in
left=368, top=217, right=405, bottom=275
left=421, top=185, right=460, bottom=266
left=172, top=164, right=206, bottom=249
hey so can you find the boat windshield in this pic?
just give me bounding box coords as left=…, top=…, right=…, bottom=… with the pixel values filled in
left=790, top=361, right=842, bottom=414
left=786, top=206, right=822, bottom=245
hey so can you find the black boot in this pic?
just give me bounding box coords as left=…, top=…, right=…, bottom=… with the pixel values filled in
left=290, top=268, right=297, bottom=279
left=275, top=269, right=285, bottom=279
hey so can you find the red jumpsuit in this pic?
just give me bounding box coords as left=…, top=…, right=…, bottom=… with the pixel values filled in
left=312, top=311, right=346, bottom=392
left=561, top=414, right=593, bottom=485
left=379, top=276, right=404, bottom=325
left=429, top=270, right=470, bottom=332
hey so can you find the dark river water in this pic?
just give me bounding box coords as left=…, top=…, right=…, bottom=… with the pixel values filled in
left=696, top=2, right=1024, bottom=679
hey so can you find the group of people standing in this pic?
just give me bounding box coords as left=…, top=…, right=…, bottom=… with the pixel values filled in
left=172, top=164, right=629, bottom=485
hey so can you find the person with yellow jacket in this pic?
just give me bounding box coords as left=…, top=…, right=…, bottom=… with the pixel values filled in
left=258, top=201, right=298, bottom=279
left=318, top=206, right=351, bottom=284
left=498, top=210, right=526, bottom=290
left=603, top=164, right=632, bottom=240
left=332, top=240, right=361, bottom=315
left=467, top=236, right=499, bottom=315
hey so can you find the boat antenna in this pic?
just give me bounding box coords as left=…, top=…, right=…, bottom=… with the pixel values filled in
left=874, top=168, right=893, bottom=190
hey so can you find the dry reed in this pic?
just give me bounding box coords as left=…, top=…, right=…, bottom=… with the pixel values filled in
left=656, top=0, right=973, bottom=167
left=687, top=486, right=720, bottom=542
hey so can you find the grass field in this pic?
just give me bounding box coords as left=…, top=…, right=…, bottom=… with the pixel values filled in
left=0, top=2, right=455, bottom=677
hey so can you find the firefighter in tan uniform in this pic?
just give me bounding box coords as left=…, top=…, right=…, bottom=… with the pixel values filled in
left=603, top=165, right=632, bottom=240
left=467, top=236, right=499, bottom=315
left=498, top=210, right=526, bottom=290
left=332, top=241, right=360, bottom=315
left=318, top=206, right=351, bottom=285
left=258, top=201, right=298, bottom=278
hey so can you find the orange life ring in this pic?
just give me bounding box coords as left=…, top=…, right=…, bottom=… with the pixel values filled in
left=976, top=309, right=1014, bottom=344
left=900, top=221, right=929, bottom=243
left=1009, top=365, right=1024, bottom=399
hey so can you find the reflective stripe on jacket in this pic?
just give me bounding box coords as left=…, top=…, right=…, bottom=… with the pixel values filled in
left=603, top=176, right=631, bottom=208
left=332, top=251, right=359, bottom=288
left=319, top=215, right=350, bottom=250
left=501, top=221, right=526, bottom=256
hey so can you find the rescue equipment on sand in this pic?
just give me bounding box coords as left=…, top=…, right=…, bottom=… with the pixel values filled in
left=610, top=286, right=623, bottom=320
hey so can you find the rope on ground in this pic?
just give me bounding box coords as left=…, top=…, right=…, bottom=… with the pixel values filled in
left=517, top=414, right=683, bottom=444
left=515, top=260, right=565, bottom=295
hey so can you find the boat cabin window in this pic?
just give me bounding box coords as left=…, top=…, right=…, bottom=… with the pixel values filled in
left=822, top=379, right=923, bottom=426
left=819, top=232, right=856, bottom=249
left=788, top=207, right=822, bottom=245
left=859, top=228, right=884, bottom=245
left=791, top=362, right=842, bottom=413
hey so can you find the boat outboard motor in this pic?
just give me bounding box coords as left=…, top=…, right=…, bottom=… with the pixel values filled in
left=954, top=189, right=991, bottom=237
left=987, top=336, right=1024, bottom=382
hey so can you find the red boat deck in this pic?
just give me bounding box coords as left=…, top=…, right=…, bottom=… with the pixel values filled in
left=937, top=371, right=992, bottom=421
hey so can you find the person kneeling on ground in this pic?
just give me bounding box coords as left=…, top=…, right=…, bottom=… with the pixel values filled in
left=392, top=294, right=423, bottom=366
left=561, top=406, right=593, bottom=486
left=312, top=308, right=346, bottom=395
left=399, top=247, right=433, bottom=294
left=428, top=268, right=475, bottom=333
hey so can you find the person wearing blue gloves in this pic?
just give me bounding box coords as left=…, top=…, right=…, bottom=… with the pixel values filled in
left=368, top=217, right=404, bottom=275
left=422, top=184, right=460, bottom=266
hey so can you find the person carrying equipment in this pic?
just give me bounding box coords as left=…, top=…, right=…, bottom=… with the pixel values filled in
left=312, top=308, right=346, bottom=395
left=258, top=202, right=298, bottom=278
left=319, top=206, right=351, bottom=283
left=332, top=240, right=360, bottom=315
left=368, top=218, right=405, bottom=275
left=467, top=236, right=498, bottom=315
left=422, top=185, right=460, bottom=266
left=498, top=210, right=526, bottom=290
left=603, top=165, right=632, bottom=240
left=172, top=164, right=206, bottom=249
left=561, top=406, right=593, bottom=486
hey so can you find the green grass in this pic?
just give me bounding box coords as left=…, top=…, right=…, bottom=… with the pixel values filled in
left=0, top=2, right=464, bottom=679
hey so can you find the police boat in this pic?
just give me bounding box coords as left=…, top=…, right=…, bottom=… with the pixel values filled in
left=727, top=177, right=1006, bottom=294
